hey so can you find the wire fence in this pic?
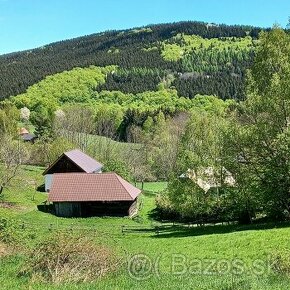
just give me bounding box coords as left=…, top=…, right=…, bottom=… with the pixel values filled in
left=1, top=218, right=197, bottom=238
left=0, top=218, right=159, bottom=237
left=0, top=216, right=237, bottom=239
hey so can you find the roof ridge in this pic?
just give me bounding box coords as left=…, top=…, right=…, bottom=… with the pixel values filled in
left=64, top=148, right=81, bottom=154
left=52, top=172, right=116, bottom=176
left=115, top=174, right=136, bottom=200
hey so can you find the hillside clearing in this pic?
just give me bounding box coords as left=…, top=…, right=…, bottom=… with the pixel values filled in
left=0, top=166, right=290, bottom=289
left=136, top=181, right=168, bottom=192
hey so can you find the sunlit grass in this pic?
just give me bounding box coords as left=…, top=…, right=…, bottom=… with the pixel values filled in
left=0, top=165, right=290, bottom=289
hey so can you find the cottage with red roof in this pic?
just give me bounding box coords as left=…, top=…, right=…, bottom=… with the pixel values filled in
left=43, top=149, right=141, bottom=217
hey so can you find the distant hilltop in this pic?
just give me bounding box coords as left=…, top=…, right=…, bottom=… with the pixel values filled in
left=0, top=20, right=264, bottom=101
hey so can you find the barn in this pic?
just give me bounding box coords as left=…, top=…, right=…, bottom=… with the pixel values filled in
left=43, top=149, right=103, bottom=192
left=48, top=173, right=141, bottom=217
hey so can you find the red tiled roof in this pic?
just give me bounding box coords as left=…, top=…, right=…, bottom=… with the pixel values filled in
left=43, top=149, right=103, bottom=175
left=48, top=173, right=141, bottom=202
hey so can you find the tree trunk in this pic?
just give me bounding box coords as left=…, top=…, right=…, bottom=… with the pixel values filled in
left=0, top=186, right=4, bottom=195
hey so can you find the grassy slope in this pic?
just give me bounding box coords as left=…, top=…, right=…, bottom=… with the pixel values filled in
left=0, top=166, right=290, bottom=289
left=86, top=132, right=141, bottom=151
left=136, top=181, right=168, bottom=192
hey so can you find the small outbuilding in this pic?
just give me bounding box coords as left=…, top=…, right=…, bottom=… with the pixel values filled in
left=43, top=149, right=103, bottom=192
left=19, top=128, right=29, bottom=135
left=180, top=167, right=235, bottom=192
left=19, top=127, right=37, bottom=143
left=48, top=172, right=141, bottom=217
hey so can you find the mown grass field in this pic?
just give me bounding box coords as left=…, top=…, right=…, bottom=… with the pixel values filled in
left=136, top=181, right=168, bottom=192
left=0, top=166, right=290, bottom=289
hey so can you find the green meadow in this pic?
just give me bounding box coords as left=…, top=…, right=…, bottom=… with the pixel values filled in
left=0, top=166, right=290, bottom=289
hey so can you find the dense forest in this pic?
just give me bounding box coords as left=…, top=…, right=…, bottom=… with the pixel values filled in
left=0, top=21, right=263, bottom=100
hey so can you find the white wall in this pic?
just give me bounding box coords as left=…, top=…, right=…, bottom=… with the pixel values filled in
left=45, top=174, right=53, bottom=192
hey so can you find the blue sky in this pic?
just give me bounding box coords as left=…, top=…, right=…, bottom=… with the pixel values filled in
left=0, top=0, right=289, bottom=55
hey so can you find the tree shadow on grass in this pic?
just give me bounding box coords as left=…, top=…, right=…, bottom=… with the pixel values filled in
left=149, top=221, right=290, bottom=238
left=145, top=207, right=290, bottom=238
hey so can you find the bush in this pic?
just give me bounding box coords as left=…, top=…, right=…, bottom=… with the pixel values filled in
left=103, top=159, right=132, bottom=181
left=0, top=218, right=36, bottom=246
left=20, top=232, right=121, bottom=284
left=271, top=250, right=290, bottom=276
left=155, top=191, right=181, bottom=221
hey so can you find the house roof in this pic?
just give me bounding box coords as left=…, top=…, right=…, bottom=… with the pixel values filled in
left=19, top=128, right=29, bottom=135
left=43, top=149, right=103, bottom=175
left=48, top=173, right=141, bottom=202
left=181, top=167, right=235, bottom=193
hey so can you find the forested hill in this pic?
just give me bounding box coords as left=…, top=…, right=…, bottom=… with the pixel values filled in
left=0, top=21, right=263, bottom=100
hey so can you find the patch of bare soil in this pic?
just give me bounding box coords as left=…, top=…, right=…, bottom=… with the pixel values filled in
left=0, top=201, right=17, bottom=208
left=0, top=242, right=9, bottom=257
